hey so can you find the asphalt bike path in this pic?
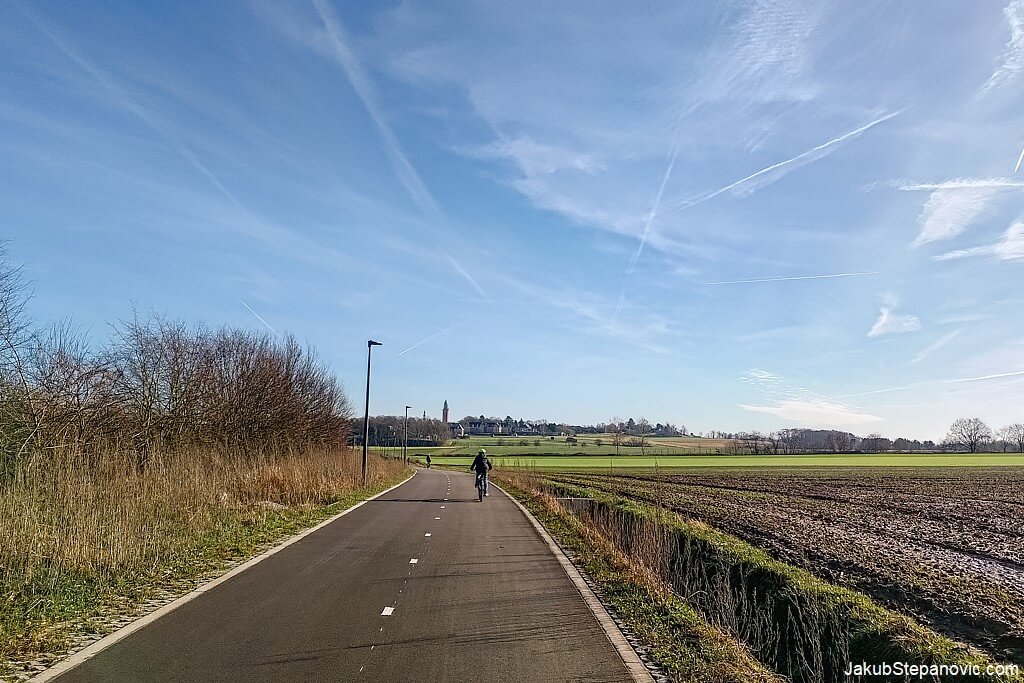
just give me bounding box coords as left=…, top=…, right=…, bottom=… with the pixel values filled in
left=51, top=467, right=635, bottom=682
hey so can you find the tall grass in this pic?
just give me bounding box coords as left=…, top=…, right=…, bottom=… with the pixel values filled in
left=1, top=444, right=407, bottom=665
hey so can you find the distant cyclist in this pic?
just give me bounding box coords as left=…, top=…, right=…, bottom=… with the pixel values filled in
left=425, top=454, right=432, bottom=468
left=470, top=449, right=492, bottom=498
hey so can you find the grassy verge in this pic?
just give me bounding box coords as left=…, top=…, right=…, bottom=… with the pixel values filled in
left=498, top=474, right=783, bottom=683
left=500, top=472, right=1023, bottom=683
left=0, top=448, right=409, bottom=678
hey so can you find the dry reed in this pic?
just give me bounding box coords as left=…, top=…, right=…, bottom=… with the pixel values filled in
left=0, top=444, right=407, bottom=665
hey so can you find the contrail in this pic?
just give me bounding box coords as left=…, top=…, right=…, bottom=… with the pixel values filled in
left=837, top=385, right=914, bottom=399
left=442, top=252, right=487, bottom=297
left=311, top=1, right=490, bottom=300
left=396, top=321, right=464, bottom=356
left=671, top=110, right=903, bottom=214
left=241, top=301, right=279, bottom=337
left=1015, top=146, right=1024, bottom=173
left=943, top=369, right=1024, bottom=383
left=838, top=368, right=1024, bottom=398
left=628, top=146, right=678, bottom=273
left=311, top=0, right=441, bottom=220
left=705, top=272, right=876, bottom=285
left=14, top=2, right=241, bottom=207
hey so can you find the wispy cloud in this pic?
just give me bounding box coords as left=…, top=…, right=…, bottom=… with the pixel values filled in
left=311, top=0, right=440, bottom=220
left=396, top=321, right=464, bottom=356
left=891, top=178, right=1024, bottom=246
left=460, top=136, right=602, bottom=176
left=739, top=400, right=883, bottom=425
left=980, top=0, right=1024, bottom=96
left=739, top=369, right=882, bottom=426
left=669, top=110, right=902, bottom=213
left=916, top=187, right=998, bottom=245
left=934, top=220, right=1024, bottom=261
left=867, top=307, right=921, bottom=337
left=910, top=329, right=961, bottom=364
left=888, top=179, right=1024, bottom=248
left=706, top=271, right=875, bottom=286
left=891, top=178, right=1024, bottom=191
left=689, top=0, right=821, bottom=107
left=500, top=274, right=671, bottom=352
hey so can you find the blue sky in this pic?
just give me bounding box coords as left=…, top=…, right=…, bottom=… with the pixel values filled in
left=2, top=1, right=1023, bottom=440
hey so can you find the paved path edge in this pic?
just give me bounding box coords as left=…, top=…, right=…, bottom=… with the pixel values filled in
left=494, top=483, right=656, bottom=683
left=30, top=471, right=418, bottom=683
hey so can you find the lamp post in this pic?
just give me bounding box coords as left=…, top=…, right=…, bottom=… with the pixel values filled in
left=404, top=405, right=412, bottom=464
left=362, top=340, right=382, bottom=484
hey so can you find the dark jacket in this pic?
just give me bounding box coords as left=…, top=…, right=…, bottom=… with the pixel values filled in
left=470, top=454, right=492, bottom=474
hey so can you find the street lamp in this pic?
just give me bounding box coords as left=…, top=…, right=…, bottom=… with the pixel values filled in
left=404, top=405, right=412, bottom=464
left=362, top=340, right=382, bottom=484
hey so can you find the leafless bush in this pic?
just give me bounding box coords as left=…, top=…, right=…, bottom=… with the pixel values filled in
left=1, top=308, right=353, bottom=468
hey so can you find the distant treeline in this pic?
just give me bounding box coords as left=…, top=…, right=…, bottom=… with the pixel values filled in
left=0, top=254, right=351, bottom=472
left=725, top=425, right=1023, bottom=454
left=363, top=416, right=449, bottom=446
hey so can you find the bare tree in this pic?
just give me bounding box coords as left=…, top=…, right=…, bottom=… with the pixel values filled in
left=778, top=428, right=801, bottom=454
left=994, top=426, right=1012, bottom=452
left=636, top=417, right=650, bottom=456
left=945, top=418, right=992, bottom=453
left=1000, top=423, right=1024, bottom=453
left=739, top=431, right=764, bottom=455
left=860, top=433, right=891, bottom=453
left=825, top=430, right=852, bottom=453
left=0, top=250, right=38, bottom=466
left=608, top=416, right=623, bottom=456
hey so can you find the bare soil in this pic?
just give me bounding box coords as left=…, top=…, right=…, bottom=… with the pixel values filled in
left=551, top=467, right=1024, bottom=665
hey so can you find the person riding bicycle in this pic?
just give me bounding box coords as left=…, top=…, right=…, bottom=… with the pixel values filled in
left=470, top=449, right=492, bottom=496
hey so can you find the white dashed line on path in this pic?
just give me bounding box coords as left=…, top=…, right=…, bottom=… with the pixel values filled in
left=424, top=533, right=431, bottom=537
left=409, top=558, right=418, bottom=564
left=381, top=607, right=394, bottom=616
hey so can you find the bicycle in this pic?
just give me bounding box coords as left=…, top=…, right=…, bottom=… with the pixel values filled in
left=476, top=472, right=488, bottom=502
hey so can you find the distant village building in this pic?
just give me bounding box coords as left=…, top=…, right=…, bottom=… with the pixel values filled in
left=465, top=418, right=507, bottom=435
left=444, top=399, right=466, bottom=438
left=440, top=401, right=544, bottom=437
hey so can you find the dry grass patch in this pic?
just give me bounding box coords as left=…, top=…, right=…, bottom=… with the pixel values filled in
left=0, top=446, right=407, bottom=672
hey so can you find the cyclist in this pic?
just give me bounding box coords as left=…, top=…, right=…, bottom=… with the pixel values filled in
left=425, top=454, right=432, bottom=468
left=470, top=449, right=492, bottom=497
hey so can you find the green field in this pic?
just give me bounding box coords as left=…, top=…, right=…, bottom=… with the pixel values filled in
left=415, top=453, right=1024, bottom=469
left=377, top=433, right=733, bottom=457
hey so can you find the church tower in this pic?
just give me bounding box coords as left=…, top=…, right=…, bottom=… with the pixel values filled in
left=442, top=400, right=449, bottom=424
